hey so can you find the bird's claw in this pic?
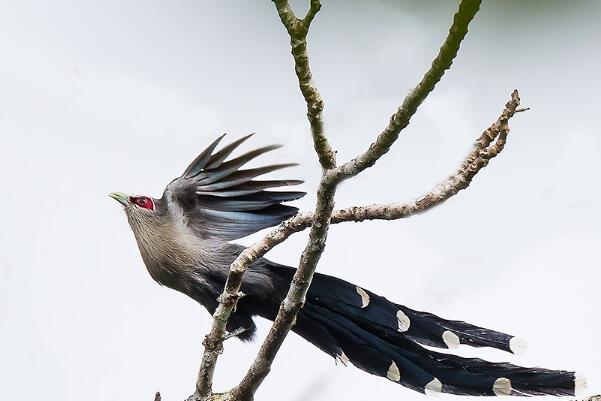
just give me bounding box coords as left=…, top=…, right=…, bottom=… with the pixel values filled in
left=222, top=327, right=248, bottom=341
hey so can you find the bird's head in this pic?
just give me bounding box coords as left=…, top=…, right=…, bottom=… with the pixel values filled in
left=109, top=191, right=166, bottom=233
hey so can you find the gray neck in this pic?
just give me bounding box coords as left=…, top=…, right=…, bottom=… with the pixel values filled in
left=125, top=203, right=220, bottom=284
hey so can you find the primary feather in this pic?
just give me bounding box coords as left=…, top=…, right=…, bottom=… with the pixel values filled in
left=166, top=136, right=304, bottom=241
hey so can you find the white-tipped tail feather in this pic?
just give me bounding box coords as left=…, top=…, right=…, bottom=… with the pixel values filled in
left=509, top=336, right=528, bottom=354
left=574, top=372, right=587, bottom=394
left=396, top=310, right=411, bottom=332
left=387, top=361, right=401, bottom=382
left=425, top=378, right=443, bottom=396
left=286, top=266, right=581, bottom=397
left=336, top=351, right=349, bottom=366
left=493, top=378, right=512, bottom=396
left=442, top=330, right=460, bottom=349
left=355, top=286, right=370, bottom=308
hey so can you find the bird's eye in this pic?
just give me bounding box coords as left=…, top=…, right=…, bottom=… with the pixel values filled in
left=131, top=196, right=155, bottom=211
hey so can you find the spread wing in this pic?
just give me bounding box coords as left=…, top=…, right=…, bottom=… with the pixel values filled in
left=165, top=134, right=305, bottom=240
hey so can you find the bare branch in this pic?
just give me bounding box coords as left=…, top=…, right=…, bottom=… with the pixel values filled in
left=194, top=1, right=489, bottom=400
left=228, top=3, right=338, bottom=397
left=231, top=179, right=337, bottom=400
left=302, top=0, right=322, bottom=30
left=190, top=12, right=339, bottom=388
left=333, top=91, right=522, bottom=222
left=334, top=0, right=482, bottom=182
left=273, top=0, right=335, bottom=169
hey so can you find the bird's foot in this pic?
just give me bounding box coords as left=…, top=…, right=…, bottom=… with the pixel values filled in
left=223, top=327, right=248, bottom=341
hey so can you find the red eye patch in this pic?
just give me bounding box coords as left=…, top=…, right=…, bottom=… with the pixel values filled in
left=130, top=196, right=155, bottom=211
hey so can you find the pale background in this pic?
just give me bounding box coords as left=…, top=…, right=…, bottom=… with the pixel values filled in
left=1, top=1, right=599, bottom=400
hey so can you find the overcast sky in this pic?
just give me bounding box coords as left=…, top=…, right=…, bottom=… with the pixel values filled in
left=1, top=1, right=600, bottom=400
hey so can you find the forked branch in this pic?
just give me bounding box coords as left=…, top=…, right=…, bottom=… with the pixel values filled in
left=231, top=1, right=483, bottom=399
left=188, top=1, right=515, bottom=400
left=274, top=0, right=335, bottom=169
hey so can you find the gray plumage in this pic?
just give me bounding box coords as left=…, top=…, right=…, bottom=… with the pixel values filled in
left=111, top=135, right=582, bottom=397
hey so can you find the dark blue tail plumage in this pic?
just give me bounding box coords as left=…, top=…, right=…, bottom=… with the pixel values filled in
left=267, top=265, right=582, bottom=396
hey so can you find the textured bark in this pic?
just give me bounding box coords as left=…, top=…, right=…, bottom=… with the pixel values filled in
left=231, top=174, right=338, bottom=400
left=191, top=213, right=318, bottom=399
left=273, top=0, right=335, bottom=170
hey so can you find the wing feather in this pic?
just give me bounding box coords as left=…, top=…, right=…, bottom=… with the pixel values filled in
left=195, top=191, right=306, bottom=212
left=205, top=133, right=254, bottom=169
left=195, top=145, right=283, bottom=184
left=166, top=135, right=304, bottom=240
left=197, top=206, right=299, bottom=241
left=198, top=179, right=304, bottom=197
left=196, top=164, right=297, bottom=192
left=182, top=134, right=226, bottom=178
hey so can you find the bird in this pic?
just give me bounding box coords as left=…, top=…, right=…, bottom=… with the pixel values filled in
left=110, top=134, right=584, bottom=397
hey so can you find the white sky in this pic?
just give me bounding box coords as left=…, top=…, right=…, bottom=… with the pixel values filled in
left=1, top=1, right=600, bottom=400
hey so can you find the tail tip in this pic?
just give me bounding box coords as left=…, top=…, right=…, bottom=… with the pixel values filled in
left=335, top=351, right=349, bottom=366
left=574, top=372, right=587, bottom=394
left=387, top=361, right=401, bottom=382
left=355, top=286, right=370, bottom=308
left=396, top=310, right=411, bottom=332
left=509, top=336, right=528, bottom=355
left=425, top=378, right=443, bottom=396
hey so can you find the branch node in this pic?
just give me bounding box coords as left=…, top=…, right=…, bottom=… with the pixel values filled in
left=202, top=335, right=224, bottom=354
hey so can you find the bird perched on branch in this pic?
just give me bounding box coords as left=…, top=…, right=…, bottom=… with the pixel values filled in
left=110, top=135, right=584, bottom=397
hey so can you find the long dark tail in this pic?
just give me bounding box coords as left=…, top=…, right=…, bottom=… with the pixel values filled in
left=276, top=268, right=584, bottom=396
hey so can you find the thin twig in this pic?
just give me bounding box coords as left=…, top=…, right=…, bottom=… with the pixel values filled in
left=231, top=2, right=483, bottom=399
left=334, top=0, right=482, bottom=182
left=273, top=0, right=335, bottom=169
left=333, top=91, right=521, bottom=222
